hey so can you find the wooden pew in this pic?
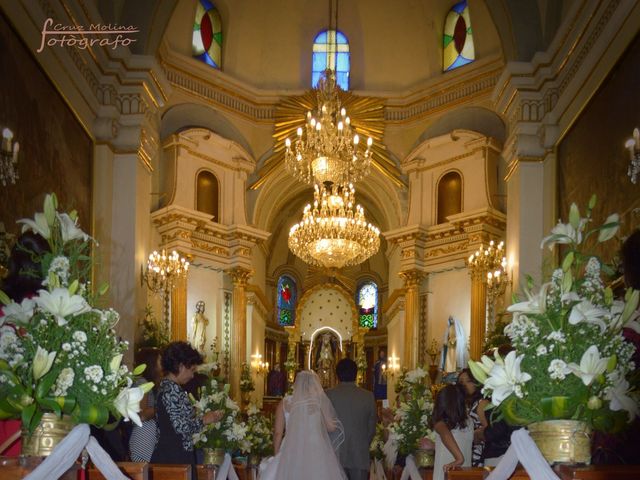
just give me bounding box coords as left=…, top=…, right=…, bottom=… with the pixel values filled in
left=87, top=461, right=148, bottom=480
left=148, top=464, right=192, bottom=480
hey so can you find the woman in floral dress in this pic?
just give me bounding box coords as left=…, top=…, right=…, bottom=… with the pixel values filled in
left=151, top=342, right=221, bottom=479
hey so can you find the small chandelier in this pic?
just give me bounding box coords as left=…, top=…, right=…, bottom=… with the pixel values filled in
left=625, top=128, right=640, bottom=184
left=1, top=128, right=20, bottom=186
left=288, top=182, right=380, bottom=269
left=144, top=249, right=190, bottom=294
left=468, top=240, right=509, bottom=299
left=284, top=69, right=373, bottom=186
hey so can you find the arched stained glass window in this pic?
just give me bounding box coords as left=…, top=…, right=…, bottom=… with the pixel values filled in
left=437, top=171, right=462, bottom=224
left=357, top=281, right=378, bottom=329
left=443, top=0, right=475, bottom=72
left=193, top=0, right=222, bottom=68
left=277, top=275, right=297, bottom=326
left=312, top=30, right=350, bottom=90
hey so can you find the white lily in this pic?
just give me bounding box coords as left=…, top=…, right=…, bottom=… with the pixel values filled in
left=43, top=193, right=57, bottom=226
left=468, top=354, right=499, bottom=383
left=35, top=288, right=91, bottom=326
left=605, top=378, right=638, bottom=421
left=1, top=298, right=36, bottom=325
left=597, top=213, right=620, bottom=242
left=405, top=367, right=427, bottom=383
left=17, top=212, right=51, bottom=239
left=114, top=386, right=144, bottom=427
left=57, top=213, right=89, bottom=243
left=568, top=345, right=608, bottom=386
left=540, top=221, right=582, bottom=250
left=483, top=351, right=532, bottom=406
left=109, top=354, right=123, bottom=373
left=32, top=346, right=56, bottom=380
left=568, top=300, right=608, bottom=332
left=507, top=283, right=550, bottom=317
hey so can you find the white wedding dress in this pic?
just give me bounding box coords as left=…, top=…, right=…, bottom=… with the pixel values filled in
left=259, top=371, right=347, bottom=480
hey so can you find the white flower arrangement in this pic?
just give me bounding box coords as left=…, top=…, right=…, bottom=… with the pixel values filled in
left=387, top=367, right=435, bottom=456
left=239, top=362, right=255, bottom=393
left=0, top=194, right=149, bottom=434
left=192, top=378, right=247, bottom=451
left=470, top=196, right=639, bottom=431
left=243, top=402, right=273, bottom=456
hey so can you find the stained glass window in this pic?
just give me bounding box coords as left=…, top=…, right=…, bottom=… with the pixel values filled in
left=443, top=0, right=475, bottom=72
left=312, top=30, right=350, bottom=90
left=357, top=281, right=378, bottom=328
left=277, top=275, right=297, bottom=327
left=193, top=0, right=222, bottom=68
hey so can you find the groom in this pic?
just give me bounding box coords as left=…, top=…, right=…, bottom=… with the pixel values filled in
left=327, top=358, right=377, bottom=480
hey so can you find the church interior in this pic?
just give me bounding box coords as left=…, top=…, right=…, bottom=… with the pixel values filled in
left=1, top=0, right=639, bottom=414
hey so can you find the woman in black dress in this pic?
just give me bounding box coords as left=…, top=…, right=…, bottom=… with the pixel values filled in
left=150, top=342, right=221, bottom=478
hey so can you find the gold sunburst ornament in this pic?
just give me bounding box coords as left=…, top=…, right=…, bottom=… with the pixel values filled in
left=284, top=70, right=374, bottom=185
left=250, top=70, right=403, bottom=190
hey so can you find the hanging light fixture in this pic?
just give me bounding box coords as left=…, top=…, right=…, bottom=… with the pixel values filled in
left=288, top=182, right=380, bottom=269
left=284, top=69, right=373, bottom=186
left=285, top=0, right=380, bottom=269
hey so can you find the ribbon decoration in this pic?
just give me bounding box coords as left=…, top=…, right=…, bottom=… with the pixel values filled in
left=217, top=452, right=239, bottom=480
left=24, top=424, right=128, bottom=480
left=399, top=454, right=422, bottom=480
left=485, top=429, right=561, bottom=480
left=369, top=458, right=387, bottom=480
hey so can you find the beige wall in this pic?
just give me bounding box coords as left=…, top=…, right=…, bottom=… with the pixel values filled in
left=163, top=0, right=502, bottom=91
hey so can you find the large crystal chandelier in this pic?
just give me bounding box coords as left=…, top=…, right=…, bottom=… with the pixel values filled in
left=288, top=182, right=380, bottom=269
left=284, top=70, right=373, bottom=186
left=467, top=240, right=509, bottom=299
left=144, top=249, right=190, bottom=294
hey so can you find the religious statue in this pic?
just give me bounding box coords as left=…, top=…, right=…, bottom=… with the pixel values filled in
left=373, top=350, right=387, bottom=400
left=440, top=316, right=468, bottom=373
left=444, top=317, right=457, bottom=372
left=267, top=364, right=287, bottom=397
left=190, top=300, right=208, bottom=354
left=315, top=333, right=337, bottom=388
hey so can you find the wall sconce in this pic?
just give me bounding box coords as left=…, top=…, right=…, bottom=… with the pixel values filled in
left=1, top=128, right=19, bottom=186
left=251, top=352, right=269, bottom=375
left=625, top=128, right=640, bottom=184
left=382, top=354, right=400, bottom=379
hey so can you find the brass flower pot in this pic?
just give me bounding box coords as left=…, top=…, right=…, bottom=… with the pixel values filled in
left=21, top=413, right=75, bottom=457
left=528, top=420, right=592, bottom=465
left=414, top=449, right=435, bottom=468
left=203, top=447, right=226, bottom=466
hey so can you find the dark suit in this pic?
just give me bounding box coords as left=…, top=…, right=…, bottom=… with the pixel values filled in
left=326, top=382, right=377, bottom=480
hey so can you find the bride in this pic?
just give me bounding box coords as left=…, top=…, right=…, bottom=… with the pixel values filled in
left=259, top=370, right=347, bottom=480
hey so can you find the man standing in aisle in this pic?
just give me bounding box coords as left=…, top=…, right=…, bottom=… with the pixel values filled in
left=327, top=358, right=377, bottom=480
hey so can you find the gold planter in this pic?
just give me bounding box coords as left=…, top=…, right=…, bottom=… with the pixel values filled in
left=247, top=453, right=261, bottom=467
left=414, top=449, right=435, bottom=468
left=21, top=413, right=75, bottom=457
left=528, top=420, right=592, bottom=465
left=203, top=447, right=226, bottom=466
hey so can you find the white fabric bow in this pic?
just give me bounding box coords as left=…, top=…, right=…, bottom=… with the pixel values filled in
left=485, top=428, right=561, bottom=480
left=399, top=454, right=421, bottom=480
left=369, top=458, right=387, bottom=480
left=24, top=424, right=128, bottom=480
left=217, top=452, right=240, bottom=480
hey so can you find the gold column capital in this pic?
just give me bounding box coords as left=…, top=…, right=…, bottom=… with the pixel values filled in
left=226, top=267, right=253, bottom=287
left=399, top=269, right=425, bottom=288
